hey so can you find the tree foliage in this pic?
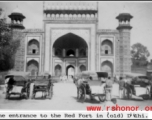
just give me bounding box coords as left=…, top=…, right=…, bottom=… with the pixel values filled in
left=131, top=43, right=150, bottom=66
left=0, top=19, right=20, bottom=71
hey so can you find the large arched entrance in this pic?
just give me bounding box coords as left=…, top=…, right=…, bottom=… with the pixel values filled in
left=53, top=33, right=88, bottom=76
left=101, top=61, right=113, bottom=77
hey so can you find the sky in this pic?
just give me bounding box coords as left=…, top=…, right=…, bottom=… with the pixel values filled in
left=0, top=1, right=152, bottom=60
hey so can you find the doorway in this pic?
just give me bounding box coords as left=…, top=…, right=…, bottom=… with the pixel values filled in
left=66, top=65, right=75, bottom=80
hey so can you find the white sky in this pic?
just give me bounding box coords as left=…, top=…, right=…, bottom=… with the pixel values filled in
left=0, top=1, right=152, bottom=61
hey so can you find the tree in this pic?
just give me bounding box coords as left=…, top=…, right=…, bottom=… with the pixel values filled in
left=131, top=43, right=150, bottom=66
left=0, top=18, right=20, bottom=71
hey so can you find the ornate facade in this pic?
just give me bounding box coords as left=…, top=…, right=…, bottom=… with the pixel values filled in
left=8, top=2, right=133, bottom=77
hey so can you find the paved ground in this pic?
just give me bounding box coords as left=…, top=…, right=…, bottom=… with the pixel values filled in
left=0, top=82, right=151, bottom=110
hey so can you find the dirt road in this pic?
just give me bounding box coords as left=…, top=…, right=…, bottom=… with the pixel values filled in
left=0, top=82, right=151, bottom=110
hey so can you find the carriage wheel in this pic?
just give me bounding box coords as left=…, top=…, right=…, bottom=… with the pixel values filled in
left=98, top=95, right=106, bottom=102
left=77, top=86, right=86, bottom=103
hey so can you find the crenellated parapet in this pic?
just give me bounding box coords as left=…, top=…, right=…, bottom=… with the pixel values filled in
left=43, top=2, right=98, bottom=21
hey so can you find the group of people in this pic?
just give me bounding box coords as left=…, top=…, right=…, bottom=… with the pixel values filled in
left=102, top=76, right=134, bottom=101
left=74, top=75, right=136, bottom=101
left=99, top=76, right=134, bottom=109
left=60, top=75, right=74, bottom=82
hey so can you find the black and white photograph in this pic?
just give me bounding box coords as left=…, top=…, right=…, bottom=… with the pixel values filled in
left=0, top=1, right=152, bottom=111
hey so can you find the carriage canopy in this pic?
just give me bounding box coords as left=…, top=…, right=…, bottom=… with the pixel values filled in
left=5, top=71, right=30, bottom=81
left=125, top=72, right=146, bottom=78
left=124, top=72, right=150, bottom=86
left=75, top=71, right=108, bottom=80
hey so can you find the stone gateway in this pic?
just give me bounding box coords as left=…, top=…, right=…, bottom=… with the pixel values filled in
left=8, top=2, right=133, bottom=77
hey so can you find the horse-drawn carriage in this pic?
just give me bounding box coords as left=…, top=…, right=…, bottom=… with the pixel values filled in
left=31, top=75, right=53, bottom=99
left=125, top=73, right=151, bottom=100
left=5, top=71, right=30, bottom=99
left=75, top=71, right=108, bottom=103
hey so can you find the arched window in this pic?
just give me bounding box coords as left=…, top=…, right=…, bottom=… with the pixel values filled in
left=101, top=61, right=113, bottom=77
left=66, top=49, right=75, bottom=57
left=101, top=40, right=113, bottom=55
left=28, top=39, right=39, bottom=55
left=55, top=65, right=62, bottom=76
left=55, top=48, right=62, bottom=56
left=27, top=60, right=39, bottom=76
left=79, top=65, right=86, bottom=72
left=79, top=49, right=86, bottom=57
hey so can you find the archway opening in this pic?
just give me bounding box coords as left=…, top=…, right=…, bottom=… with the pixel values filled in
left=79, top=49, right=86, bottom=57
left=66, top=65, right=75, bottom=77
left=55, top=65, right=62, bottom=77
left=27, top=60, right=39, bottom=76
left=79, top=65, right=86, bottom=72
left=28, top=39, right=39, bottom=55
left=66, top=49, right=75, bottom=57
left=55, top=48, right=62, bottom=56
left=53, top=33, right=88, bottom=76
left=53, top=33, right=88, bottom=57
left=101, top=40, right=113, bottom=55
left=101, top=61, right=113, bottom=77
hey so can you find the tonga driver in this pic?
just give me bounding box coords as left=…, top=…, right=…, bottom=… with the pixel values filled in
left=48, top=74, right=53, bottom=86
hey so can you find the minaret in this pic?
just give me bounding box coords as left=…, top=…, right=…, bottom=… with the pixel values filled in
left=8, top=6, right=25, bottom=30
left=116, top=7, right=133, bottom=76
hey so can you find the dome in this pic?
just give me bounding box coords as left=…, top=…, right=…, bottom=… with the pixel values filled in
left=12, top=7, right=22, bottom=14
left=9, top=6, right=25, bottom=19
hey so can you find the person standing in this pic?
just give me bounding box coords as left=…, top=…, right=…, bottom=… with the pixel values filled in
left=105, top=77, right=113, bottom=101
left=119, top=77, right=125, bottom=99
left=3, top=77, right=10, bottom=94
left=125, top=78, right=132, bottom=99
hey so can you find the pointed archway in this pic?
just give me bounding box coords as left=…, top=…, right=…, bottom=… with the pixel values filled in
left=79, top=65, right=86, bottom=72
left=53, top=33, right=88, bottom=76
left=101, top=61, right=113, bottom=77
left=27, top=60, right=39, bottom=76
left=66, top=65, right=75, bottom=76
left=54, top=64, right=62, bottom=77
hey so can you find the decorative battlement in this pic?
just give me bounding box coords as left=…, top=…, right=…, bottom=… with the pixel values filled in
left=44, top=2, right=97, bottom=11
left=43, top=2, right=98, bottom=20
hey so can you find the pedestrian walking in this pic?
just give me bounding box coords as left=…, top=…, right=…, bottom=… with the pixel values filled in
left=125, top=78, right=132, bottom=99
left=119, top=77, right=125, bottom=99
left=105, top=77, right=113, bottom=101
left=3, top=77, right=10, bottom=94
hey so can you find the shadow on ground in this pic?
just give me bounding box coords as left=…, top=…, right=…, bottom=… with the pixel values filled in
left=72, top=96, right=103, bottom=104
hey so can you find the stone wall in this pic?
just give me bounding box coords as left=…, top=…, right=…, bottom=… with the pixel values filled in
left=12, top=30, right=25, bottom=71
left=118, top=29, right=131, bottom=76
